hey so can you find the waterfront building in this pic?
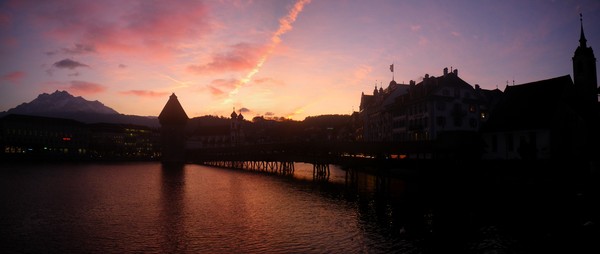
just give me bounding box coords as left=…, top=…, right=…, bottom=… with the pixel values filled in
left=481, top=76, right=583, bottom=159
left=359, top=80, right=409, bottom=142
left=389, top=68, right=500, bottom=143
left=481, top=16, right=598, bottom=160
left=0, top=114, right=89, bottom=159
left=359, top=68, right=500, bottom=144
left=88, top=123, right=159, bottom=159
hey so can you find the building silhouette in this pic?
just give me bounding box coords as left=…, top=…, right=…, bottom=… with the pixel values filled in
left=0, top=114, right=89, bottom=159
left=358, top=68, right=502, bottom=159
left=0, top=114, right=160, bottom=160
left=356, top=15, right=598, bottom=161
left=481, top=15, right=598, bottom=161
left=481, top=76, right=583, bottom=159
left=158, top=93, right=189, bottom=164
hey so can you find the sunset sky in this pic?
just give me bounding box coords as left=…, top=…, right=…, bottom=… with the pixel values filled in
left=1, top=0, right=599, bottom=120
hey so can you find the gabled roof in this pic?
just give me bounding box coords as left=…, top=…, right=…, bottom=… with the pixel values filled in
left=482, top=75, right=574, bottom=131
left=383, top=84, right=410, bottom=106
left=427, top=73, right=473, bottom=94
left=158, top=93, right=189, bottom=125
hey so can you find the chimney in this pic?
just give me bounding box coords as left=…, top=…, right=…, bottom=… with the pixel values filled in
left=443, top=67, right=448, bottom=76
left=453, top=68, right=458, bottom=76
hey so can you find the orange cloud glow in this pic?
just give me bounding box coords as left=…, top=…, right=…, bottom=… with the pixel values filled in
left=64, top=80, right=106, bottom=95
left=187, top=43, right=267, bottom=74
left=120, top=90, right=169, bottom=97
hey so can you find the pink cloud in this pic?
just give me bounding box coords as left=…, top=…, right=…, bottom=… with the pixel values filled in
left=27, top=0, right=211, bottom=62
left=188, top=43, right=267, bottom=74
left=252, top=77, right=284, bottom=86
left=120, top=90, right=169, bottom=97
left=410, top=25, right=422, bottom=32
left=208, top=85, right=225, bottom=96
left=0, top=11, right=10, bottom=27
left=203, top=78, right=240, bottom=97
left=1, top=37, right=17, bottom=47
left=47, top=43, right=96, bottom=56
left=1, top=70, right=24, bottom=83
left=64, top=80, right=106, bottom=95
left=210, top=78, right=239, bottom=89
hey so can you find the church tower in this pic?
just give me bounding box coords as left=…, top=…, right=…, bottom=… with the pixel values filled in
left=158, top=93, right=189, bottom=164
left=572, top=14, right=598, bottom=106
left=230, top=108, right=244, bottom=147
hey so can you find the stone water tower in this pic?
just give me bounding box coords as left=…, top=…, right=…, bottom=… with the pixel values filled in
left=158, top=93, right=189, bottom=164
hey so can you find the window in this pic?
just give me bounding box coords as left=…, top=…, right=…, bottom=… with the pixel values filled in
left=436, top=117, right=446, bottom=127
left=469, top=118, right=477, bottom=128
left=437, top=102, right=446, bottom=111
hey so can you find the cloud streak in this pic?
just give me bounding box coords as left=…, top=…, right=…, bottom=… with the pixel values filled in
left=53, top=58, right=89, bottom=69
left=120, top=90, right=169, bottom=97
left=47, top=43, right=96, bottom=56
left=227, top=0, right=311, bottom=100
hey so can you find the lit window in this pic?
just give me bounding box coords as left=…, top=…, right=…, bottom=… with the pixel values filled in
left=469, top=105, right=476, bottom=112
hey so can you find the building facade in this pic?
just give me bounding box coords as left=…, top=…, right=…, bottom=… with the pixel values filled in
left=359, top=68, right=500, bottom=144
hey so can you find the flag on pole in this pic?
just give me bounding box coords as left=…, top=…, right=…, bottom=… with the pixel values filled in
left=390, top=64, right=394, bottom=72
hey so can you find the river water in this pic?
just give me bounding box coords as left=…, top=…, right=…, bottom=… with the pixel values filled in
left=0, top=162, right=596, bottom=253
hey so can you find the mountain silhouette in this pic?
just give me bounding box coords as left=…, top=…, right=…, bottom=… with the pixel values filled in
left=6, top=90, right=119, bottom=115
left=0, top=90, right=159, bottom=127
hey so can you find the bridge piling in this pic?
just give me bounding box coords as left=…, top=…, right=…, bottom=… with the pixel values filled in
left=201, top=160, right=295, bottom=176
left=313, top=163, right=330, bottom=180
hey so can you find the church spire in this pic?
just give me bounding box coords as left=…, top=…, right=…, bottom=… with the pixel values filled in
left=579, top=13, right=587, bottom=48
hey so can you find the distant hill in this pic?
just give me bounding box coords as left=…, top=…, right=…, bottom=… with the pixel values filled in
left=0, top=90, right=159, bottom=127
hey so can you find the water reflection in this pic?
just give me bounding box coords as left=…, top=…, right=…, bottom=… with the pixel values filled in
left=1, top=162, right=589, bottom=253
left=160, top=163, right=186, bottom=253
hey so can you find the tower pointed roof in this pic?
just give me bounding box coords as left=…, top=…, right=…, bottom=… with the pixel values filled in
left=158, top=93, right=189, bottom=125
left=579, top=13, right=587, bottom=48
